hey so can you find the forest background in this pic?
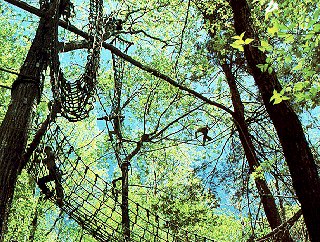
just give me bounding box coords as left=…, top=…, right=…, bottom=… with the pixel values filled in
left=0, top=0, right=319, bottom=241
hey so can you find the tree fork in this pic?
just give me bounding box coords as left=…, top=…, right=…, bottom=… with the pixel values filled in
left=4, top=0, right=234, bottom=117
left=229, top=0, right=320, bottom=240
left=0, top=0, right=61, bottom=238
left=201, top=4, right=291, bottom=238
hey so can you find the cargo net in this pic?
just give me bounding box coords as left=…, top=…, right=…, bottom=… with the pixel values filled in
left=27, top=124, right=215, bottom=242
left=50, top=0, right=104, bottom=122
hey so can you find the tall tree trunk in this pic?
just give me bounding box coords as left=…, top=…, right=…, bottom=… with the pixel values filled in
left=222, top=63, right=293, bottom=241
left=28, top=206, right=39, bottom=242
left=0, top=1, right=60, bottom=238
left=229, top=0, right=320, bottom=240
left=29, top=175, right=40, bottom=242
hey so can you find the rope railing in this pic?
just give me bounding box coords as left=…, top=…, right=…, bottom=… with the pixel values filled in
left=27, top=123, right=215, bottom=242
left=8, top=1, right=214, bottom=240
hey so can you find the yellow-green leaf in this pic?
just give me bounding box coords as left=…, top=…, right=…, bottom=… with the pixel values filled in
left=294, top=82, right=304, bottom=91
left=231, top=35, right=241, bottom=40
left=284, top=55, right=292, bottom=63
left=244, top=38, right=254, bottom=44
left=270, top=90, right=282, bottom=104
left=234, top=39, right=245, bottom=45
left=230, top=43, right=244, bottom=51
left=261, top=40, right=269, bottom=47
left=270, top=90, right=290, bottom=104
left=292, top=62, right=303, bottom=71
left=285, top=34, right=294, bottom=43
left=285, top=87, right=292, bottom=92
left=267, top=26, right=278, bottom=36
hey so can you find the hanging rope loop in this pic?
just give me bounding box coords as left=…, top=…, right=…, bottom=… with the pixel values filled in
left=48, top=0, right=104, bottom=122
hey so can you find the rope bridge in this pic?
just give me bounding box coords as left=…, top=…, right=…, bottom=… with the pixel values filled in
left=27, top=124, right=215, bottom=242
left=18, top=1, right=214, bottom=240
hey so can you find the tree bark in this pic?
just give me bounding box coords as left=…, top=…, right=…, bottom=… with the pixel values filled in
left=229, top=0, right=320, bottom=240
left=222, top=63, right=293, bottom=241
left=0, top=1, right=59, bottom=238
left=121, top=162, right=130, bottom=242
left=28, top=175, right=40, bottom=242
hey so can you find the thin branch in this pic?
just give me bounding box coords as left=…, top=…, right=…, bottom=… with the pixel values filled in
left=129, top=184, right=153, bottom=189
left=127, top=29, right=173, bottom=47
left=102, top=42, right=234, bottom=115
left=4, top=0, right=234, bottom=117
left=22, top=101, right=60, bottom=168
left=0, top=84, right=11, bottom=90
left=153, top=103, right=205, bottom=140
left=261, top=194, right=298, bottom=199
left=255, top=209, right=303, bottom=242
left=0, top=66, right=35, bottom=79
left=174, top=0, right=191, bottom=72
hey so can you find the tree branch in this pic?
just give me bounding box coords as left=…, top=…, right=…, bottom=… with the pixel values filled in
left=4, top=0, right=234, bottom=116
left=0, top=84, right=11, bottom=90
left=256, top=209, right=303, bottom=242
left=58, top=40, right=90, bottom=52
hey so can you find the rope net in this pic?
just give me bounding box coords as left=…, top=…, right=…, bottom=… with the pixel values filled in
left=24, top=1, right=214, bottom=241
left=49, top=0, right=104, bottom=122
left=27, top=123, right=215, bottom=242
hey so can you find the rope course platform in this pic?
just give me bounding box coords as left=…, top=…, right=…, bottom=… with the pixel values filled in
left=27, top=124, right=215, bottom=242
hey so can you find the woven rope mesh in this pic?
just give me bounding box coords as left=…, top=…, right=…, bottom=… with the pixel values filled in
left=50, top=0, right=104, bottom=122
left=24, top=1, right=216, bottom=240
left=27, top=123, right=215, bottom=242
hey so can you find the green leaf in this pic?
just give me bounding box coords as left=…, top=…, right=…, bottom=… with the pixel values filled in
left=234, top=39, right=245, bottom=45
left=257, top=63, right=269, bottom=72
left=259, top=40, right=272, bottom=52
left=310, top=87, right=318, bottom=97
left=231, top=35, right=241, bottom=40
left=273, top=98, right=282, bottom=104
left=265, top=12, right=271, bottom=20
left=231, top=33, right=245, bottom=41
left=292, top=62, right=303, bottom=71
left=270, top=90, right=289, bottom=104
left=257, top=64, right=264, bottom=71
left=314, top=23, right=320, bottom=32
left=305, top=33, right=313, bottom=40
left=285, top=87, right=292, bottom=92
left=285, top=34, right=294, bottom=43
left=294, top=92, right=307, bottom=101
left=238, top=45, right=244, bottom=51
left=267, top=26, right=278, bottom=36
left=230, top=43, right=244, bottom=51
left=294, top=82, right=305, bottom=91
left=244, top=38, right=254, bottom=44
left=270, top=90, right=279, bottom=102
left=261, top=40, right=269, bottom=47
left=284, top=55, right=292, bottom=63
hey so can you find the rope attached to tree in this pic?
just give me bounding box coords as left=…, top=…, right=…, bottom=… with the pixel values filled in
left=49, top=0, right=104, bottom=122
left=26, top=122, right=215, bottom=242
